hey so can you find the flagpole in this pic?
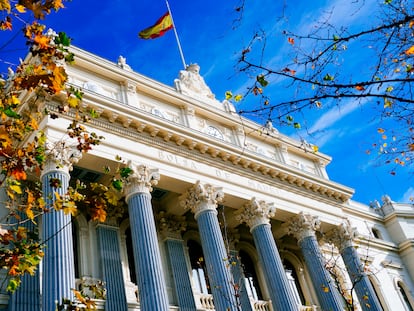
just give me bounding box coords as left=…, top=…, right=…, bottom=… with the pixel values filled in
left=165, top=0, right=187, bottom=69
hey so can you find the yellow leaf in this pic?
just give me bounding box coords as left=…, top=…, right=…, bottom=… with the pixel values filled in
left=14, top=4, right=25, bottom=13
left=104, top=190, right=119, bottom=206
left=312, top=145, right=319, bottom=153
left=405, top=45, right=414, bottom=55
left=377, top=128, right=385, bottom=134
left=63, top=201, right=77, bottom=217
left=410, top=20, right=414, bottom=28
left=0, top=0, right=11, bottom=13
left=67, top=96, right=79, bottom=108
left=9, top=183, right=22, bottom=194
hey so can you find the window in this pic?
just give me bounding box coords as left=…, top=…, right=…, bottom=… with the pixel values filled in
left=72, top=220, right=80, bottom=278
left=239, top=250, right=263, bottom=301
left=371, top=228, right=382, bottom=239
left=368, top=276, right=388, bottom=310
left=398, top=281, right=414, bottom=311
left=284, top=260, right=305, bottom=306
left=188, top=240, right=210, bottom=294
left=125, top=228, right=137, bottom=284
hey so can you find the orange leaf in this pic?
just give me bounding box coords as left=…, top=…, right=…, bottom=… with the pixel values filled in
left=355, top=85, right=365, bottom=91
left=405, top=45, right=414, bottom=55
left=288, top=37, right=294, bottom=45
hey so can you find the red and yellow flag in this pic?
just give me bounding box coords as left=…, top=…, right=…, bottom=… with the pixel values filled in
left=139, top=12, right=173, bottom=39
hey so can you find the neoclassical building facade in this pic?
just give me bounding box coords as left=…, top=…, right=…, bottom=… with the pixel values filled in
left=2, top=46, right=414, bottom=311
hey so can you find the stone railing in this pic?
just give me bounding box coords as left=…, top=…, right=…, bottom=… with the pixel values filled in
left=253, top=299, right=272, bottom=311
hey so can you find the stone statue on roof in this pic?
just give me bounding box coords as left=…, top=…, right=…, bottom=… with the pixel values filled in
left=175, top=64, right=215, bottom=101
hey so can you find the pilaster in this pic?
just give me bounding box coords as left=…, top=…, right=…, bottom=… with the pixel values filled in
left=157, top=212, right=197, bottom=311
left=41, top=142, right=80, bottom=311
left=288, top=212, right=343, bottom=311
left=180, top=181, right=237, bottom=311
left=96, top=220, right=128, bottom=311
left=124, top=163, right=169, bottom=311
left=329, top=221, right=383, bottom=311
left=236, top=198, right=297, bottom=311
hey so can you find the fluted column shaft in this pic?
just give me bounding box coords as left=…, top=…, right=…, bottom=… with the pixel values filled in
left=41, top=170, right=75, bottom=311
left=229, top=249, right=254, bottom=311
left=289, top=213, right=343, bottom=311
left=331, top=222, right=383, bottom=311
left=341, top=246, right=382, bottom=311
left=8, top=215, right=40, bottom=311
left=251, top=224, right=298, bottom=310
left=124, top=164, right=169, bottom=311
left=299, top=236, right=344, bottom=310
left=236, top=198, right=297, bottom=311
left=158, top=212, right=197, bottom=311
left=180, top=182, right=237, bottom=311
left=165, top=238, right=197, bottom=311
left=96, top=225, right=128, bottom=311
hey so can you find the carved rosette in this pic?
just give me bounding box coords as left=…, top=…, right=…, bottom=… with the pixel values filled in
left=179, top=181, right=224, bottom=219
left=41, top=141, right=82, bottom=177
left=123, top=162, right=160, bottom=200
left=288, top=212, right=320, bottom=243
left=328, top=220, right=358, bottom=251
left=236, top=198, right=276, bottom=231
left=156, top=211, right=187, bottom=239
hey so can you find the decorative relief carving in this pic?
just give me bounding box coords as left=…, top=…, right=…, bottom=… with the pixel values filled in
left=42, top=141, right=82, bottom=176
left=236, top=198, right=276, bottom=231
left=174, top=64, right=215, bottom=100
left=327, top=220, right=358, bottom=251
left=179, top=181, right=224, bottom=219
left=123, top=162, right=160, bottom=198
left=157, top=211, right=187, bottom=239
left=287, top=212, right=320, bottom=243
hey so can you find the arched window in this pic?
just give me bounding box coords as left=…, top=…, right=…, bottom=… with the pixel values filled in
left=239, top=250, right=263, bottom=301
left=397, top=281, right=414, bottom=311
left=283, top=259, right=305, bottom=306
left=125, top=227, right=137, bottom=284
left=371, top=228, right=382, bottom=239
left=187, top=239, right=210, bottom=294
left=368, top=275, right=388, bottom=311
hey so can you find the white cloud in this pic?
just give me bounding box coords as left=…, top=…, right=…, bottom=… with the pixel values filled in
left=400, top=187, right=414, bottom=203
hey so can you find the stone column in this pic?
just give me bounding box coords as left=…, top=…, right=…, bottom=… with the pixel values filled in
left=158, top=212, right=197, bottom=311
left=41, top=142, right=81, bottom=311
left=180, top=181, right=238, bottom=311
left=236, top=198, right=297, bottom=311
left=288, top=212, right=343, bottom=311
left=329, top=221, right=383, bottom=311
left=8, top=215, right=40, bottom=311
left=96, top=220, right=128, bottom=311
left=123, top=163, right=169, bottom=311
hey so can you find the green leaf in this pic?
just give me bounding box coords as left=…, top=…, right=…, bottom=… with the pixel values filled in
left=3, top=108, right=20, bottom=118
left=256, top=74, right=269, bottom=87
left=286, top=115, right=294, bottom=122
left=323, top=74, right=334, bottom=81
left=333, top=34, right=340, bottom=41
left=119, top=167, right=133, bottom=178
left=55, top=32, right=71, bottom=46
left=293, top=122, right=301, bottom=129
left=112, top=179, right=123, bottom=191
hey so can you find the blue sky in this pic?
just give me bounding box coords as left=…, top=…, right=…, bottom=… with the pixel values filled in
left=2, top=0, right=412, bottom=205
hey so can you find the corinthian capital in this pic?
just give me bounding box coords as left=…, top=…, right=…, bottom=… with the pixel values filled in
left=288, top=212, right=320, bottom=243
left=156, top=211, right=187, bottom=239
left=179, top=181, right=224, bottom=219
left=235, top=198, right=276, bottom=231
left=123, top=162, right=160, bottom=199
left=328, top=220, right=358, bottom=251
left=41, top=141, right=82, bottom=177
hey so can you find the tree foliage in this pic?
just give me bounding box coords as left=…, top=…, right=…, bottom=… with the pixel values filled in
left=230, top=0, right=413, bottom=172
left=0, top=0, right=131, bottom=303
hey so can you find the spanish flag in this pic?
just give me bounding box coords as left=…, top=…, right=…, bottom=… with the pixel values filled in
left=139, top=12, right=173, bottom=39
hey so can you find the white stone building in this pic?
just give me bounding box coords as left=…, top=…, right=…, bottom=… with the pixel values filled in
left=2, top=46, right=414, bottom=311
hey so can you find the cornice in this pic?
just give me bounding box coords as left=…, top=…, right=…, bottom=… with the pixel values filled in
left=42, top=95, right=353, bottom=205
